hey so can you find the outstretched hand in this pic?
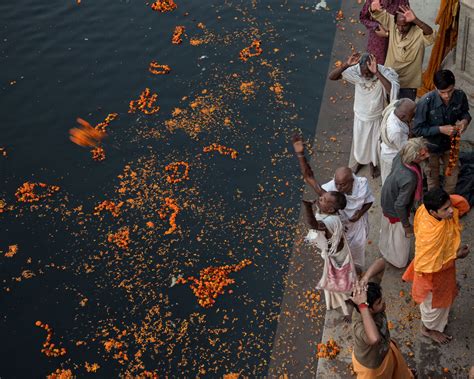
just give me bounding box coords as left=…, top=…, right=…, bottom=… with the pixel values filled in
left=292, top=133, right=304, bottom=153
left=367, top=54, right=378, bottom=74
left=397, top=5, right=416, bottom=22
left=346, top=52, right=361, bottom=66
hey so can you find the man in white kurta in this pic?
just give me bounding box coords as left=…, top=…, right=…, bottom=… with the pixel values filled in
left=322, top=170, right=375, bottom=270
left=330, top=52, right=399, bottom=176
left=380, top=98, right=416, bottom=184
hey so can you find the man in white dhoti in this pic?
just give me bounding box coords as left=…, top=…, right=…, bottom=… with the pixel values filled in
left=322, top=168, right=374, bottom=271
left=292, top=135, right=374, bottom=271
left=329, top=52, right=400, bottom=178
left=380, top=98, right=416, bottom=184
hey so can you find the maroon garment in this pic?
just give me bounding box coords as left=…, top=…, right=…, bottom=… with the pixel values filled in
left=359, top=0, right=410, bottom=64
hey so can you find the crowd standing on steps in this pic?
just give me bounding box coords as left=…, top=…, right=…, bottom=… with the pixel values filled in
left=293, top=1, right=472, bottom=377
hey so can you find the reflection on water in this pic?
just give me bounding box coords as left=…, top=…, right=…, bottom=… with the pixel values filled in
left=0, top=0, right=339, bottom=376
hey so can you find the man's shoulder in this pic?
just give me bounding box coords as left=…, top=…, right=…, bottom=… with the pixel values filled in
left=418, top=90, right=438, bottom=105
left=453, top=88, right=467, bottom=101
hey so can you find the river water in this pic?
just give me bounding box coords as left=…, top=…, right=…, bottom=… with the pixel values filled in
left=0, top=0, right=340, bottom=376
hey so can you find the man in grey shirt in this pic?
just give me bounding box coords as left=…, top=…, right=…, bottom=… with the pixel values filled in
left=379, top=137, right=430, bottom=268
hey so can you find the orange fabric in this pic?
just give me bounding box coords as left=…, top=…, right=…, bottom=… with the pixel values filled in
left=402, top=259, right=458, bottom=308
left=418, top=0, right=459, bottom=96
left=412, top=205, right=461, bottom=273
left=450, top=194, right=470, bottom=216
left=352, top=341, right=414, bottom=378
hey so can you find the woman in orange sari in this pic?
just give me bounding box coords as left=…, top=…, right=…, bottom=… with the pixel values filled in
left=403, top=188, right=470, bottom=343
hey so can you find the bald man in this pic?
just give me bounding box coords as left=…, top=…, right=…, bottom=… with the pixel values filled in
left=380, top=98, right=416, bottom=183
left=293, top=134, right=375, bottom=270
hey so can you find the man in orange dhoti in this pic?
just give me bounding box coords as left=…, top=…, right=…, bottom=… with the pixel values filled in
left=403, top=188, right=470, bottom=343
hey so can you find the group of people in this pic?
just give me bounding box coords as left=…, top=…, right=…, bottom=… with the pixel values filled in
left=292, top=0, right=472, bottom=377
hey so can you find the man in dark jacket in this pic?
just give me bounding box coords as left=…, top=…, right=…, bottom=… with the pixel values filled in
left=379, top=137, right=430, bottom=268
left=413, top=69, right=471, bottom=193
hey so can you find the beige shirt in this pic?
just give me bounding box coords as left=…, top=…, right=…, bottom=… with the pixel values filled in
left=371, top=9, right=435, bottom=88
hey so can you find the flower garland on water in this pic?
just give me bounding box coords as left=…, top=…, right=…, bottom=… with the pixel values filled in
left=171, top=26, right=185, bottom=44
left=239, top=40, right=262, bottom=62
left=94, top=200, right=124, bottom=217
left=158, top=197, right=179, bottom=235
left=148, top=61, right=171, bottom=75
left=177, top=259, right=252, bottom=308
left=15, top=182, right=60, bottom=203
left=129, top=88, right=160, bottom=115
left=164, top=161, right=189, bottom=184
left=203, top=143, right=238, bottom=159
left=317, top=338, right=341, bottom=359
left=150, top=0, right=177, bottom=12
left=107, top=227, right=130, bottom=249
left=445, top=129, right=461, bottom=176
left=91, top=146, right=106, bottom=161
left=35, top=321, right=67, bottom=357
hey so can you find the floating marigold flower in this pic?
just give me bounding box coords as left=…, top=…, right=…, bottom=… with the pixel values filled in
left=203, top=143, right=238, bottom=159
left=150, top=0, right=177, bottom=12
left=47, top=369, right=73, bottom=379
left=148, top=61, right=171, bottom=75
left=164, top=161, right=190, bottom=184
left=158, top=197, right=179, bottom=235
left=69, top=118, right=107, bottom=148
left=240, top=81, right=255, bottom=96
left=84, top=362, right=101, bottom=373
left=172, top=26, right=185, bottom=44
left=129, top=88, right=160, bottom=115
left=336, top=10, right=344, bottom=20
left=334, top=60, right=343, bottom=68
left=316, top=338, right=340, bottom=359
left=94, top=200, right=124, bottom=217
left=35, top=321, right=67, bottom=358
left=445, top=130, right=461, bottom=177
left=107, top=227, right=130, bottom=249
left=177, top=259, right=252, bottom=308
left=91, top=146, right=106, bottom=161
left=15, top=182, right=60, bottom=203
left=239, top=40, right=262, bottom=62
left=189, top=38, right=204, bottom=46
left=4, top=244, right=18, bottom=258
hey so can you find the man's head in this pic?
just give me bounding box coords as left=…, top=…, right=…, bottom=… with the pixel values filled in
left=394, top=12, right=413, bottom=35
left=352, top=282, right=386, bottom=314
left=434, top=69, right=456, bottom=104
left=394, top=98, right=416, bottom=124
left=424, top=188, right=454, bottom=220
left=359, top=53, right=374, bottom=79
left=400, top=137, right=430, bottom=165
left=318, top=191, right=347, bottom=214
left=334, top=167, right=355, bottom=194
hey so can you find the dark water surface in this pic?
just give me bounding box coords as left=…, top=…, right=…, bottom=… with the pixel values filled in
left=0, top=0, right=340, bottom=377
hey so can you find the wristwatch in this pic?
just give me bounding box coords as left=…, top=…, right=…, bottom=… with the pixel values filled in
left=358, top=302, right=369, bottom=310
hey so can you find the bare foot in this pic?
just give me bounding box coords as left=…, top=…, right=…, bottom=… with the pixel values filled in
left=410, top=368, right=418, bottom=378
left=370, top=163, right=380, bottom=178
left=343, top=314, right=352, bottom=323
left=351, top=163, right=363, bottom=174
left=421, top=326, right=452, bottom=344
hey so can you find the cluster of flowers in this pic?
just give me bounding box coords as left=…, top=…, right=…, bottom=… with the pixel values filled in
left=150, top=0, right=177, bottom=12
left=94, top=200, right=124, bottom=217
left=91, top=146, right=106, bottom=161
left=239, top=40, right=262, bottom=62
left=148, top=61, right=171, bottom=75
left=47, top=369, right=73, bottom=379
left=158, top=197, right=179, bottom=235
left=177, top=259, right=252, bottom=308
left=164, top=161, right=189, bottom=184
left=95, top=113, right=118, bottom=133
left=172, top=26, right=185, bottom=44
left=107, top=227, right=130, bottom=249
left=35, top=321, right=67, bottom=357
left=445, top=129, right=461, bottom=176
left=70, top=118, right=106, bottom=148
left=129, top=88, right=160, bottom=115
left=4, top=244, right=18, bottom=258
left=317, top=338, right=341, bottom=359
left=203, top=143, right=238, bottom=159
left=15, top=182, right=60, bottom=203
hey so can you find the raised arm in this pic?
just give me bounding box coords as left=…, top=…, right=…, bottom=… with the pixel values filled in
left=360, top=258, right=386, bottom=285
left=328, top=52, right=361, bottom=81
left=398, top=5, right=433, bottom=35
left=367, top=54, right=391, bottom=94
left=359, top=0, right=380, bottom=30
left=351, top=281, right=382, bottom=345
left=292, top=134, right=326, bottom=196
